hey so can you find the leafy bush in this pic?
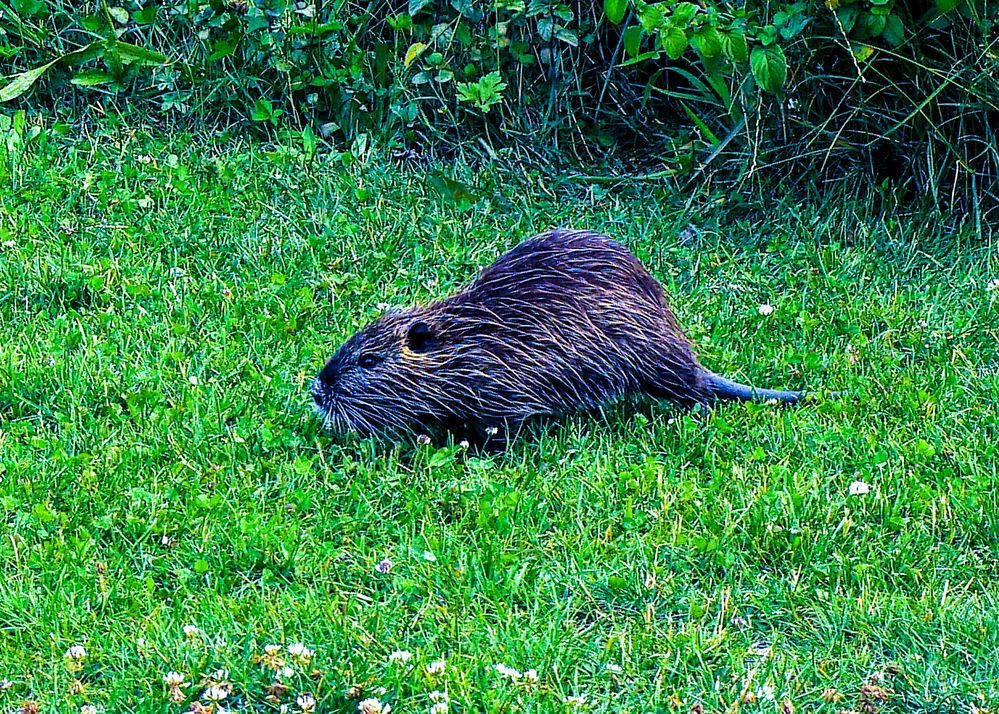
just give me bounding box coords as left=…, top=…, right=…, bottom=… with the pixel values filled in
left=1, top=0, right=996, bottom=212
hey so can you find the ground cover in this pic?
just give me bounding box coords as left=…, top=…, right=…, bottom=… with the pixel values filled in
left=1, top=126, right=998, bottom=713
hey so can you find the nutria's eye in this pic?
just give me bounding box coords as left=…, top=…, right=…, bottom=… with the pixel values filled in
left=358, top=353, right=381, bottom=369
left=406, top=321, right=435, bottom=353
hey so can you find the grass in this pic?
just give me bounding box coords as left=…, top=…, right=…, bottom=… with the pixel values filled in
left=1, top=120, right=998, bottom=714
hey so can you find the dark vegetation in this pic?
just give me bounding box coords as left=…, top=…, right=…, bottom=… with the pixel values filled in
left=2, top=0, right=998, bottom=214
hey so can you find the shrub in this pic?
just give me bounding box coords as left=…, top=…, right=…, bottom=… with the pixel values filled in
left=1, top=0, right=996, bottom=213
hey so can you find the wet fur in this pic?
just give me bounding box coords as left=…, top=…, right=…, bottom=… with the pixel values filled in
left=312, top=229, right=809, bottom=445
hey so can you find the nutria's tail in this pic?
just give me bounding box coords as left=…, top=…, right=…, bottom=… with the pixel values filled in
left=702, top=370, right=805, bottom=405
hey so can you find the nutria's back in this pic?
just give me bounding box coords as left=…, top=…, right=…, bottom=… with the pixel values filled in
left=311, top=228, right=810, bottom=442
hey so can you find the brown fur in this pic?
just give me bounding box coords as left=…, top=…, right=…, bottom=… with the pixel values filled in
left=311, top=229, right=807, bottom=444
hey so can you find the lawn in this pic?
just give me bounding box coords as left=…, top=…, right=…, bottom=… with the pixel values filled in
left=1, top=123, right=998, bottom=714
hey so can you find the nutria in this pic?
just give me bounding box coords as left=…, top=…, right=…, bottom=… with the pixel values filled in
left=311, top=229, right=829, bottom=444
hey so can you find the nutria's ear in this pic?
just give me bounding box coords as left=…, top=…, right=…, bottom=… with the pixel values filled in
left=406, top=321, right=435, bottom=352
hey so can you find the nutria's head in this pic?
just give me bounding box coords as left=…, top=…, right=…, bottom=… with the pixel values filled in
left=311, top=307, right=470, bottom=435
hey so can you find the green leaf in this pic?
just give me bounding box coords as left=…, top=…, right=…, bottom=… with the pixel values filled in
left=1, top=4, right=44, bottom=44
left=251, top=99, right=273, bottom=121
left=637, top=3, right=663, bottom=31
left=12, top=0, right=45, bottom=18
left=408, top=0, right=433, bottom=14
left=691, top=27, right=722, bottom=58
left=537, top=16, right=553, bottom=40
left=671, top=2, right=698, bottom=24
left=404, top=42, right=427, bottom=68
left=618, top=49, right=661, bottom=67
left=680, top=100, right=719, bottom=144
left=836, top=6, right=861, bottom=33
left=132, top=5, right=157, bottom=24
left=851, top=41, right=875, bottom=62
left=301, top=125, right=317, bottom=159
left=623, top=25, right=643, bottom=58
left=882, top=14, right=905, bottom=46
left=426, top=171, right=477, bottom=206
left=208, top=39, right=237, bottom=61
left=604, top=0, right=627, bottom=25
left=450, top=0, right=482, bottom=22
left=862, top=12, right=887, bottom=37
left=914, top=438, right=937, bottom=459
left=720, top=29, right=748, bottom=63
left=62, top=42, right=105, bottom=66
left=554, top=26, right=579, bottom=46
left=607, top=575, right=627, bottom=590
left=71, top=70, right=114, bottom=87
left=936, top=0, right=961, bottom=11
left=662, top=26, right=687, bottom=60
left=111, top=42, right=169, bottom=66
left=750, top=45, right=787, bottom=93
left=108, top=6, right=129, bottom=24
left=0, top=57, right=59, bottom=102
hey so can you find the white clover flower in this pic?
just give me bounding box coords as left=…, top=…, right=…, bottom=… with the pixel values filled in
left=417, top=434, right=432, bottom=445
left=458, top=440, right=470, bottom=449
left=423, top=551, right=437, bottom=562
left=65, top=645, right=87, bottom=660
left=265, top=644, right=283, bottom=655
left=297, top=693, right=317, bottom=712
left=605, top=663, right=623, bottom=674
left=523, top=669, right=539, bottom=683
left=210, top=669, right=230, bottom=682
left=429, top=691, right=448, bottom=702
left=288, top=643, right=315, bottom=660
left=80, top=706, right=98, bottom=714
left=183, top=625, right=200, bottom=638
left=430, top=703, right=448, bottom=714
left=280, top=666, right=296, bottom=679
left=986, top=278, right=999, bottom=292
left=202, top=685, right=229, bottom=701
left=849, top=480, right=872, bottom=496
left=494, top=663, right=522, bottom=680
left=565, top=694, right=586, bottom=707
left=163, top=672, right=187, bottom=686
left=376, top=558, right=393, bottom=574
left=0, top=679, right=13, bottom=690
left=758, top=303, right=775, bottom=316
left=358, top=698, right=390, bottom=714
left=755, top=683, right=777, bottom=701
left=388, top=650, right=413, bottom=663
left=485, top=426, right=498, bottom=436
left=426, top=659, right=446, bottom=675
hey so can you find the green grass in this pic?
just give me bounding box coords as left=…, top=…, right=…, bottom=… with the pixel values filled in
left=1, top=123, right=998, bottom=714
